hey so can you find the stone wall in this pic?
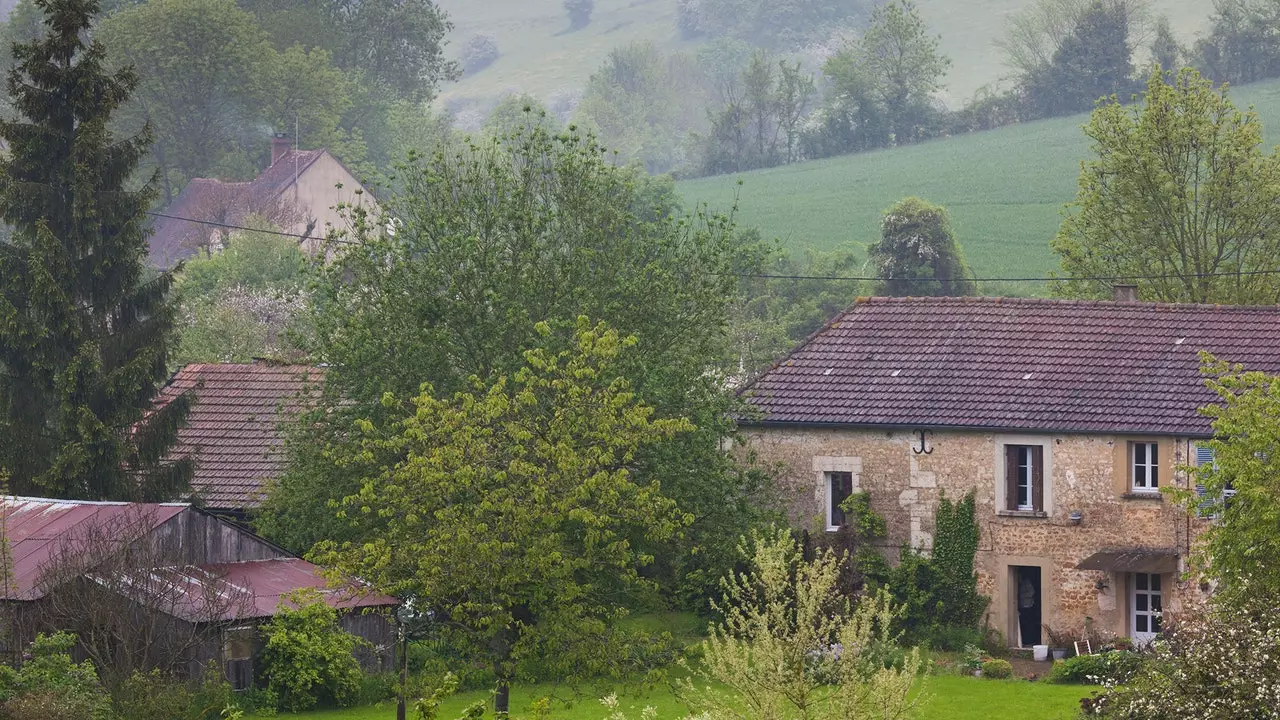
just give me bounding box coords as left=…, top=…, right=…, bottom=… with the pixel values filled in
left=743, top=425, right=1207, bottom=645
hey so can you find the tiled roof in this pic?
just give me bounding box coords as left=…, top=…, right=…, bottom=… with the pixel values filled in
left=0, top=497, right=186, bottom=600
left=740, top=297, right=1280, bottom=436
left=159, top=363, right=324, bottom=511
left=147, top=149, right=325, bottom=269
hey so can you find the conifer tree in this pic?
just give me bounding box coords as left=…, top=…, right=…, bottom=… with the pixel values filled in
left=0, top=0, right=190, bottom=500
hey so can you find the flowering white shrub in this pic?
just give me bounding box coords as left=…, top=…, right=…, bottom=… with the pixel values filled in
left=1091, top=592, right=1280, bottom=717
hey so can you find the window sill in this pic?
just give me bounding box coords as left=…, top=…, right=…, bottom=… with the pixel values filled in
left=1122, top=492, right=1164, bottom=501
left=996, top=510, right=1048, bottom=519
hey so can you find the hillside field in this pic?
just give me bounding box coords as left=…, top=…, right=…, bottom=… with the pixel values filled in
left=676, top=78, right=1280, bottom=286
left=437, top=0, right=1213, bottom=111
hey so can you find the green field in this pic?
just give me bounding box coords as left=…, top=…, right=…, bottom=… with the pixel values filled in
left=437, top=0, right=1213, bottom=111
left=676, top=78, right=1280, bottom=283
left=250, top=674, right=1087, bottom=719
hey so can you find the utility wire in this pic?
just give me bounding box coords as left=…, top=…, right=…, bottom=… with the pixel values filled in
left=148, top=209, right=1280, bottom=285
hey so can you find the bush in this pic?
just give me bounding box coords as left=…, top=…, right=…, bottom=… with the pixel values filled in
left=676, top=0, right=702, bottom=38
left=110, top=669, right=236, bottom=720
left=257, top=589, right=367, bottom=712
left=461, top=35, right=499, bottom=75
left=925, top=625, right=983, bottom=652
left=0, top=633, right=112, bottom=720
left=1045, top=651, right=1143, bottom=685
left=981, top=659, right=1013, bottom=679
left=564, top=0, right=593, bottom=28
left=356, top=673, right=398, bottom=706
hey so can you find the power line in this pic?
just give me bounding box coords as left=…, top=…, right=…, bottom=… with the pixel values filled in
left=147, top=209, right=1280, bottom=286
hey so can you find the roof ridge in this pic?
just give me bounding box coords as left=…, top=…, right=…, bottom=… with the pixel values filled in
left=855, top=295, right=1280, bottom=312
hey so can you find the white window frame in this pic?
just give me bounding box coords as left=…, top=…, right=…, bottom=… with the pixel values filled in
left=1131, top=572, right=1163, bottom=646
left=813, top=457, right=861, bottom=533
left=826, top=471, right=853, bottom=531
left=1015, top=446, right=1035, bottom=511
left=1131, top=442, right=1159, bottom=492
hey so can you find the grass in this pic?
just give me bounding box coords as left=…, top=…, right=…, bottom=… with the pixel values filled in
left=436, top=0, right=1213, bottom=111
left=247, top=674, right=1087, bottom=719
left=676, top=77, right=1280, bottom=283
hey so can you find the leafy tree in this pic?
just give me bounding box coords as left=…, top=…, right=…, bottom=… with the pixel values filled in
left=173, top=218, right=308, bottom=366
left=0, top=632, right=112, bottom=719
left=576, top=42, right=711, bottom=174
left=804, top=47, right=891, bottom=157
left=1150, top=15, right=1183, bottom=72
left=312, top=320, right=692, bottom=716
left=1032, top=0, right=1137, bottom=116
left=564, top=0, right=594, bottom=29
left=258, top=124, right=777, bottom=614
left=0, top=0, right=190, bottom=500
left=699, top=51, right=815, bottom=175
left=1182, top=355, right=1280, bottom=600
left=1195, top=0, right=1280, bottom=85
left=1052, top=68, right=1280, bottom=303
left=482, top=94, right=560, bottom=140
left=868, top=197, right=975, bottom=297
left=99, top=0, right=277, bottom=196
left=677, top=528, right=924, bottom=720
left=859, top=0, right=950, bottom=144
left=258, top=588, right=365, bottom=712
left=319, top=0, right=458, bottom=104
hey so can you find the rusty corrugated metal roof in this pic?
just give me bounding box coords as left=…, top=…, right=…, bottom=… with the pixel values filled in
left=0, top=497, right=186, bottom=600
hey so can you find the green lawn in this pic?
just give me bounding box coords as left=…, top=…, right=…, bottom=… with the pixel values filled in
left=249, top=674, right=1087, bottom=719
left=436, top=0, right=1212, bottom=111
left=676, top=77, right=1280, bottom=283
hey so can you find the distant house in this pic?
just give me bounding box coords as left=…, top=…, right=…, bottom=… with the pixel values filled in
left=738, top=288, right=1280, bottom=649
left=0, top=496, right=396, bottom=687
left=148, top=135, right=374, bottom=269
left=155, top=361, right=324, bottom=516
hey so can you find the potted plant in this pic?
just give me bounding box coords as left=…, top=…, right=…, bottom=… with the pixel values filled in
left=1042, top=625, right=1074, bottom=661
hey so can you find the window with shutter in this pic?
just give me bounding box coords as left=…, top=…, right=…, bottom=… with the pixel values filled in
left=1194, top=445, right=1234, bottom=519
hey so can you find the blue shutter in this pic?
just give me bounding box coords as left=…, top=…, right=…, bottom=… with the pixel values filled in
left=1195, top=445, right=1215, bottom=517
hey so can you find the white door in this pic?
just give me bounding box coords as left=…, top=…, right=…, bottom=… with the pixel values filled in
left=1132, top=572, right=1163, bottom=646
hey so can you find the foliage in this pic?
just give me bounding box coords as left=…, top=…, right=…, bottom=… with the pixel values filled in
left=1090, top=594, right=1280, bottom=717
left=698, top=51, right=815, bottom=175
left=109, top=668, right=238, bottom=720
left=0, top=0, right=191, bottom=501
left=257, top=589, right=366, bottom=712
left=261, top=123, right=775, bottom=618
left=1180, top=355, right=1280, bottom=598
left=317, top=0, right=458, bottom=105
left=980, top=659, right=1013, bottom=679
left=1043, top=650, right=1142, bottom=685
left=575, top=42, right=711, bottom=174
left=868, top=197, right=976, bottom=297
left=564, top=0, right=594, bottom=29
left=1150, top=15, right=1183, bottom=72
left=312, top=321, right=693, bottom=714
left=1053, top=68, right=1280, bottom=303
left=173, top=219, right=308, bottom=365
left=0, top=632, right=112, bottom=720
left=678, top=527, right=925, bottom=720
left=865, top=492, right=987, bottom=649
left=460, top=34, right=499, bottom=75
left=728, top=239, right=864, bottom=378
left=483, top=96, right=561, bottom=140
left=1194, top=0, right=1280, bottom=85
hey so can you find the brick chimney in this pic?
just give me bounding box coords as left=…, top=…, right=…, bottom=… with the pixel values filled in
left=1112, top=284, right=1138, bottom=302
left=271, top=133, right=293, bottom=166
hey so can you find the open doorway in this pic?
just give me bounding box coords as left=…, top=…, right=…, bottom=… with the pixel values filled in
left=1013, top=566, right=1042, bottom=646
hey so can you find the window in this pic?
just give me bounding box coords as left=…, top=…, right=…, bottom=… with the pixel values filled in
left=1194, top=445, right=1235, bottom=518
left=1004, top=445, right=1043, bottom=512
left=1131, top=442, right=1159, bottom=492
left=826, top=471, right=853, bottom=530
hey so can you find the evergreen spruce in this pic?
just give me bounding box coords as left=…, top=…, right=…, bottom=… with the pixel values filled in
left=0, top=0, right=191, bottom=500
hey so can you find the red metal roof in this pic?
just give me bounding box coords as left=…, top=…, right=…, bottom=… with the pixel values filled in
left=158, top=363, right=324, bottom=511
left=740, top=296, right=1280, bottom=435
left=0, top=498, right=186, bottom=600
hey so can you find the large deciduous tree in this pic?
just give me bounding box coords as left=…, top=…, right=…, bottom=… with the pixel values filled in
left=868, top=197, right=976, bottom=297
left=0, top=0, right=190, bottom=500
left=257, top=123, right=778, bottom=612
left=1052, top=68, right=1280, bottom=303
left=858, top=0, right=950, bottom=145
left=313, top=320, right=691, bottom=716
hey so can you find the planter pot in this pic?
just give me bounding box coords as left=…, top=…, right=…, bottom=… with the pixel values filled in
left=1032, top=644, right=1049, bottom=662
left=1051, top=648, right=1068, bottom=661
left=973, top=669, right=983, bottom=678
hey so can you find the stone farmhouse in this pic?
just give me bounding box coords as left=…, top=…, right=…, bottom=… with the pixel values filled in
left=737, top=290, right=1280, bottom=649
left=148, top=134, right=374, bottom=269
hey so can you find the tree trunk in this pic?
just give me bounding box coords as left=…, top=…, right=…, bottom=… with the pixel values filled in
left=495, top=676, right=510, bottom=717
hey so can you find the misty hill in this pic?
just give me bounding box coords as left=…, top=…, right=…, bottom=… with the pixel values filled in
left=676, top=76, right=1280, bottom=288
left=438, top=0, right=1213, bottom=113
